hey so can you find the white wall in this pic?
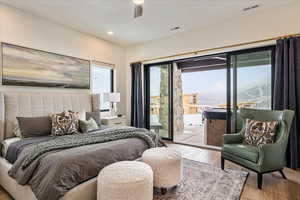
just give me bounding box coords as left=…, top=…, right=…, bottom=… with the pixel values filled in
left=0, top=3, right=127, bottom=115
left=125, top=1, right=300, bottom=118
left=1, top=2, right=300, bottom=121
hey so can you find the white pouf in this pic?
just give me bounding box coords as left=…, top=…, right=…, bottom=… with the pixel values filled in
left=97, top=161, right=153, bottom=200
left=142, top=147, right=182, bottom=189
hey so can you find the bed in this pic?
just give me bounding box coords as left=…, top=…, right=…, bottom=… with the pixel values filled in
left=0, top=91, right=155, bottom=200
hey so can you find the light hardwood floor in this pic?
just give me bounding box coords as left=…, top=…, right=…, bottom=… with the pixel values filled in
left=0, top=143, right=299, bottom=200
left=167, top=143, right=300, bottom=200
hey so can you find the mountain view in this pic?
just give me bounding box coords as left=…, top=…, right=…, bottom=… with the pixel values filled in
left=182, top=64, right=272, bottom=109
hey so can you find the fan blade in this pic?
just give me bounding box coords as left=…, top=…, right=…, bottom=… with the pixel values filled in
left=134, top=4, right=143, bottom=18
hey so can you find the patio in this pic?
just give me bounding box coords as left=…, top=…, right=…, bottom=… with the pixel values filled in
left=174, top=125, right=204, bottom=146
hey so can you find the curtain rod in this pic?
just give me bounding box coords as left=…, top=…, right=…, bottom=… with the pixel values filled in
left=132, top=32, right=300, bottom=64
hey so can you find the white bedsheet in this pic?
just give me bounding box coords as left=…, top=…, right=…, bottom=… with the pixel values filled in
left=1, top=137, right=21, bottom=157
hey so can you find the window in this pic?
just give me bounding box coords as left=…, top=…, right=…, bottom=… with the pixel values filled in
left=91, top=63, right=114, bottom=112
left=229, top=47, right=274, bottom=132
left=230, top=49, right=273, bottom=110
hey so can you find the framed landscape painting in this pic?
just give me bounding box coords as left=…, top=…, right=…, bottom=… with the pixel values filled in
left=1, top=43, right=90, bottom=89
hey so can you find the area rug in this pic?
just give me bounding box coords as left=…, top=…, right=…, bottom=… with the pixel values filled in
left=153, top=158, right=248, bottom=200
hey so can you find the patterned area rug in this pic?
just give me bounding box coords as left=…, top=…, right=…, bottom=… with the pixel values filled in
left=153, top=158, right=248, bottom=200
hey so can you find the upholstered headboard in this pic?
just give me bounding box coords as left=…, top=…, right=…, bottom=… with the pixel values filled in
left=0, top=91, right=100, bottom=141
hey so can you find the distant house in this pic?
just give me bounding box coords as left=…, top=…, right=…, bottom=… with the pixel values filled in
left=182, top=93, right=200, bottom=114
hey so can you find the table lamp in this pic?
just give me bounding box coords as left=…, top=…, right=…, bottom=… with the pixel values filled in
left=103, top=92, right=120, bottom=116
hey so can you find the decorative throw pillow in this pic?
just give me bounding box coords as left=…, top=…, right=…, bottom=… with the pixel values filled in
left=51, top=111, right=80, bottom=136
left=244, top=119, right=279, bottom=146
left=17, top=116, right=52, bottom=138
left=13, top=122, right=22, bottom=138
left=86, top=110, right=101, bottom=126
left=78, top=118, right=99, bottom=133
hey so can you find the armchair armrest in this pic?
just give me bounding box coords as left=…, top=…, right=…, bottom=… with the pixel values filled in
left=258, top=121, right=288, bottom=170
left=258, top=142, right=285, bottom=170
left=223, top=134, right=243, bottom=144
left=223, top=130, right=244, bottom=144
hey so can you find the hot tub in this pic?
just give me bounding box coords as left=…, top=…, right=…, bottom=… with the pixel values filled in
left=203, top=109, right=227, bottom=147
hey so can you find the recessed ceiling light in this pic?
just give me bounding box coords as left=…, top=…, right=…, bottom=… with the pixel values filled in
left=243, top=4, right=259, bottom=12
left=170, top=26, right=180, bottom=31
left=132, top=0, right=144, bottom=5
left=107, top=31, right=114, bottom=35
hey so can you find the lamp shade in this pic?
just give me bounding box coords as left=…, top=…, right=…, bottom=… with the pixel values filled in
left=103, top=93, right=120, bottom=103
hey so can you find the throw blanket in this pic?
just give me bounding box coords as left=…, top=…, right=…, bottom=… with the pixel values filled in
left=9, top=126, right=159, bottom=200
left=22, top=126, right=156, bottom=169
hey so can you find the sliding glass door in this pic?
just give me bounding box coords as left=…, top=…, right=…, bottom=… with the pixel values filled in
left=145, top=62, right=173, bottom=140
left=228, top=47, right=275, bottom=132
left=143, top=46, right=274, bottom=144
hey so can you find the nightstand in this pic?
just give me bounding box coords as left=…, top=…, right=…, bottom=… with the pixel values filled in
left=101, top=116, right=127, bottom=126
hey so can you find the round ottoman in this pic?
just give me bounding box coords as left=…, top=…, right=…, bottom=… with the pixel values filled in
left=142, top=147, right=182, bottom=194
left=97, top=161, right=153, bottom=200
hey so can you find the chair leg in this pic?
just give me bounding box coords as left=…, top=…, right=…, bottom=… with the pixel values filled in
left=257, top=173, right=263, bottom=190
left=161, top=188, right=167, bottom=195
left=172, top=185, right=178, bottom=190
left=279, top=169, right=287, bottom=179
left=221, top=157, right=225, bottom=170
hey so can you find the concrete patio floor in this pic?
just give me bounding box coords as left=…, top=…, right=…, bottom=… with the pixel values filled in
left=174, top=125, right=204, bottom=146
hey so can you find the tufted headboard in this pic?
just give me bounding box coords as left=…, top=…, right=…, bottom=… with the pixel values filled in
left=0, top=91, right=100, bottom=141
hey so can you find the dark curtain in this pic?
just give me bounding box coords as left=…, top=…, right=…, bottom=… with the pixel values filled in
left=273, top=36, right=300, bottom=169
left=130, top=62, right=145, bottom=128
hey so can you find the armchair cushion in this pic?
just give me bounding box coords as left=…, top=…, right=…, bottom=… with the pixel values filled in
left=222, top=144, right=259, bottom=163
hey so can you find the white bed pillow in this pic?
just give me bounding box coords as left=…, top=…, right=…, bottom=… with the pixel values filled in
left=1, top=137, right=21, bottom=157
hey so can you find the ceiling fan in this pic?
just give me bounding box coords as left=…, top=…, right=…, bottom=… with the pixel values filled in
left=132, top=0, right=144, bottom=18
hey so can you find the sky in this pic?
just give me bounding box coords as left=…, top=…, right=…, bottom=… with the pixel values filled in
left=182, top=65, right=271, bottom=93
left=150, top=65, right=271, bottom=105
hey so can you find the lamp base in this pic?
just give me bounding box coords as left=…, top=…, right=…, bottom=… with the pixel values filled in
left=111, top=102, right=117, bottom=116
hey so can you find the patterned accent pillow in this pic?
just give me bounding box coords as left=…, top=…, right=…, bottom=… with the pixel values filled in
left=13, top=122, right=23, bottom=138
left=78, top=118, right=99, bottom=133
left=244, top=119, right=279, bottom=146
left=51, top=111, right=80, bottom=136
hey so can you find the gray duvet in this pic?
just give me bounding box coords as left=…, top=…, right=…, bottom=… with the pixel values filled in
left=7, top=126, right=159, bottom=200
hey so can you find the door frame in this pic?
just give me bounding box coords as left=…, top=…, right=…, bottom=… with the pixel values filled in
left=144, top=61, right=174, bottom=140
